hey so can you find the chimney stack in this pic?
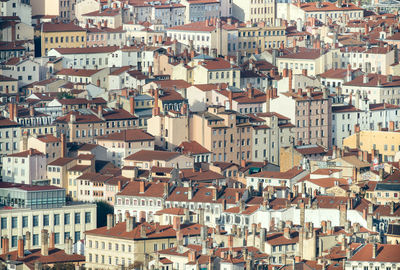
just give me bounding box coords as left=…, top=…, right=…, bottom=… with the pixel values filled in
left=129, top=96, right=135, bottom=115
left=41, top=229, right=49, bottom=256
left=107, top=214, right=113, bottom=229
left=17, top=237, right=24, bottom=258
left=61, top=133, right=66, bottom=158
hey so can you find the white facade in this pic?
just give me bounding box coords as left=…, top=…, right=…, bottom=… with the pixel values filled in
left=1, top=59, right=41, bottom=87
left=1, top=151, right=47, bottom=185
left=152, top=5, right=185, bottom=28
left=107, top=49, right=141, bottom=68
left=48, top=49, right=115, bottom=69
left=181, top=0, right=221, bottom=23
left=166, top=29, right=212, bottom=52
left=0, top=0, right=32, bottom=26
left=339, top=49, right=394, bottom=75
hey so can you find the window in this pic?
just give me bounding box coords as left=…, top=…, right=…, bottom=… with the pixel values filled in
left=33, top=234, right=39, bottom=246
left=64, top=213, right=70, bottom=225
left=1, top=217, right=7, bottom=229
left=11, top=236, right=17, bottom=247
left=75, top=213, right=81, bottom=224
left=11, top=217, right=17, bottom=228
left=74, top=231, right=80, bottom=241
left=43, top=215, right=49, bottom=226
left=33, top=215, right=39, bottom=227
left=22, top=216, right=28, bottom=228
left=85, top=212, right=91, bottom=224
left=54, top=232, right=60, bottom=244
left=54, top=214, right=60, bottom=225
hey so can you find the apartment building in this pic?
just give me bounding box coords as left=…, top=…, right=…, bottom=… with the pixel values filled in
left=40, top=22, right=87, bottom=56
left=1, top=58, right=41, bottom=87
left=189, top=106, right=253, bottom=164
left=114, top=181, right=168, bottom=222
left=180, top=0, right=220, bottom=24
left=343, top=74, right=400, bottom=105
left=96, top=129, right=155, bottom=167
left=0, top=184, right=96, bottom=252
left=289, top=1, right=364, bottom=24
left=232, top=0, right=276, bottom=25
left=0, top=75, right=18, bottom=95
left=152, top=3, right=186, bottom=28
left=270, top=88, right=332, bottom=148
left=47, top=157, right=76, bottom=189
left=55, top=107, right=138, bottom=143
left=82, top=9, right=123, bottom=29
left=124, top=150, right=194, bottom=170
left=0, top=0, right=32, bottom=25
left=237, top=24, right=287, bottom=55
left=0, top=117, right=21, bottom=161
left=1, top=149, right=46, bottom=185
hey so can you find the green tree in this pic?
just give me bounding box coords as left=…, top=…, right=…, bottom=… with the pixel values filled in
left=96, top=201, right=114, bottom=227
left=57, top=92, right=75, bottom=99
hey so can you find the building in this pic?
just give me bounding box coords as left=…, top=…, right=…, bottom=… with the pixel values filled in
left=232, top=0, right=276, bottom=25
left=180, top=0, right=220, bottom=24
left=0, top=75, right=18, bottom=95
left=0, top=117, right=21, bottom=163
left=1, top=149, right=47, bottom=185
left=189, top=106, right=253, bottom=164
left=124, top=150, right=194, bottom=170
left=95, top=129, right=155, bottom=167
left=0, top=202, right=96, bottom=252
left=40, top=22, right=87, bottom=56
left=345, top=243, right=400, bottom=269
left=1, top=58, right=41, bottom=87
left=270, top=87, right=332, bottom=148
left=0, top=0, right=32, bottom=25
left=343, top=129, right=400, bottom=162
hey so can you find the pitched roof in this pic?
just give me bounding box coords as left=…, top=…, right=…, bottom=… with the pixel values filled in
left=8, top=149, right=44, bottom=157
left=349, top=244, right=400, bottom=262
left=96, top=129, right=154, bottom=142
left=298, top=2, right=363, bottom=12
left=56, top=68, right=102, bottom=77
left=249, top=167, right=305, bottom=179
left=52, top=46, right=119, bottom=54
left=124, top=150, right=181, bottom=161
left=42, top=22, right=86, bottom=32
left=178, top=141, right=211, bottom=155
left=0, top=117, right=20, bottom=127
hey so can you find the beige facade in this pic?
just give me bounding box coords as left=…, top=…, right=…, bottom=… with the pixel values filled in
left=232, top=0, right=276, bottom=25
left=190, top=106, right=252, bottom=164
left=0, top=203, right=96, bottom=252
left=238, top=24, right=287, bottom=55
left=31, top=0, right=59, bottom=16
left=47, top=158, right=77, bottom=189
left=343, top=130, right=400, bottom=162
left=147, top=113, right=189, bottom=151
left=0, top=75, right=18, bottom=94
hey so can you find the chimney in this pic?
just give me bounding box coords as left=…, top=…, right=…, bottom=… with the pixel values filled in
left=2, top=237, right=9, bottom=254
left=228, top=90, right=233, bottom=110
left=65, top=238, right=73, bottom=255
left=302, top=69, right=307, bottom=76
left=41, top=229, right=49, bottom=256
left=152, top=89, right=160, bottom=116
left=288, top=69, right=293, bottom=92
left=61, top=133, right=66, bottom=158
left=389, top=121, right=395, bottom=131
left=212, top=188, right=217, bottom=201
left=29, top=105, right=34, bottom=117
left=97, top=105, right=103, bottom=118
left=107, top=214, right=113, bottom=229
left=284, top=227, right=291, bottom=239
left=139, top=181, right=145, bottom=193
left=297, top=88, right=303, bottom=96
left=126, top=216, right=135, bottom=232
left=25, top=232, right=31, bottom=250
left=8, top=103, right=14, bottom=121
left=173, top=216, right=181, bottom=231
left=49, top=232, right=55, bottom=249
left=248, top=87, right=254, bottom=99
left=17, top=237, right=24, bottom=258
left=129, top=96, right=135, bottom=115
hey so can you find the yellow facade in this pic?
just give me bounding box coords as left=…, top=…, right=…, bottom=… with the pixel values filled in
left=238, top=25, right=287, bottom=54
left=41, top=30, right=87, bottom=56
left=343, top=130, right=400, bottom=162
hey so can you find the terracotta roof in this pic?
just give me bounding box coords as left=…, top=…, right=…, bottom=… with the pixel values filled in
left=0, top=182, right=63, bottom=191
left=154, top=80, right=191, bottom=89
left=8, top=149, right=44, bottom=157
left=48, top=157, right=74, bottom=166
left=83, top=8, right=121, bottom=17
left=96, top=129, right=154, bottom=142
left=332, top=105, right=362, bottom=113
left=56, top=68, right=102, bottom=77
left=0, top=117, right=20, bottom=127
left=42, top=22, right=86, bottom=32
left=180, top=169, right=225, bottom=181
left=57, top=97, right=107, bottom=105
left=293, top=145, right=326, bottom=155
left=167, top=20, right=216, bottom=32
left=55, top=111, right=102, bottom=124
left=349, top=244, right=400, bottom=262
left=319, top=68, right=358, bottom=79
left=0, top=74, right=17, bottom=81
left=277, top=47, right=322, bottom=60
left=224, top=205, right=260, bottom=215
left=250, top=167, right=305, bottom=179
left=52, top=46, right=119, bottom=54
left=267, top=231, right=299, bottom=245
left=218, top=89, right=266, bottom=104
left=298, top=2, right=363, bottom=12
left=77, top=172, right=113, bottom=183
left=344, top=74, right=400, bottom=87
left=155, top=207, right=188, bottom=215
left=0, top=248, right=85, bottom=268
left=197, top=57, right=238, bottom=70
left=178, top=141, right=211, bottom=155
left=36, top=134, right=60, bottom=143
left=125, top=150, right=181, bottom=161
left=117, top=181, right=166, bottom=197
